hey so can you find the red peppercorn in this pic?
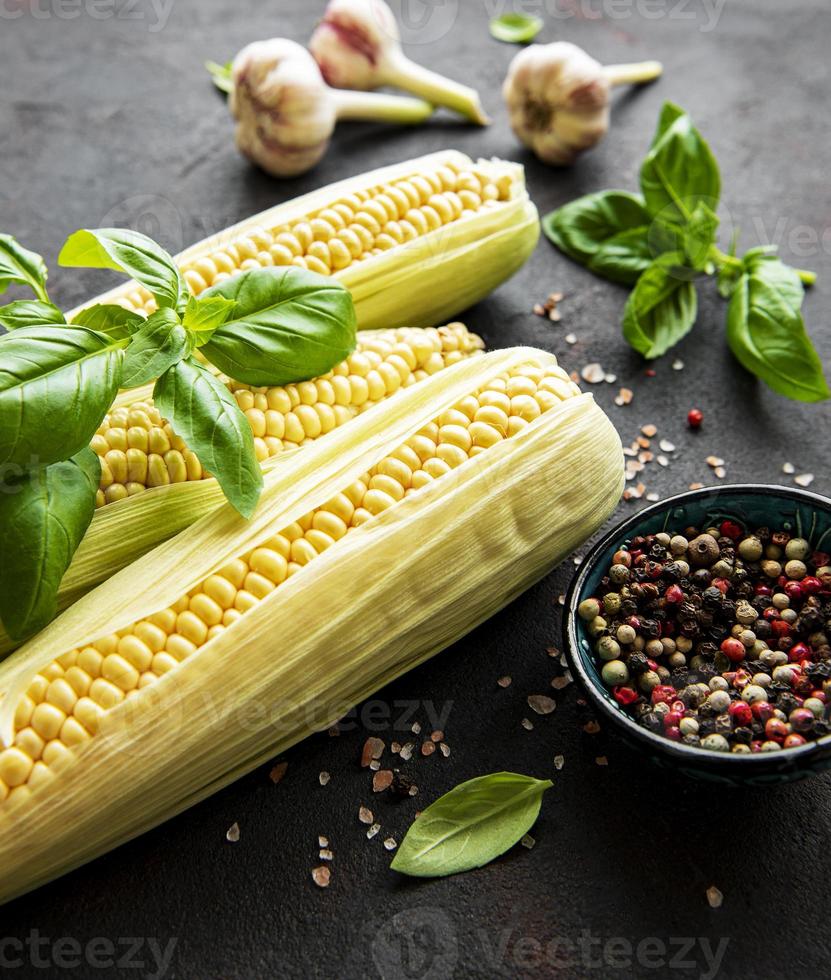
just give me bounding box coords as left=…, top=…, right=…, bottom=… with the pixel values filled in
left=612, top=549, right=631, bottom=567
left=771, top=619, right=792, bottom=637
left=712, top=577, right=731, bottom=594
left=646, top=659, right=659, bottom=672
left=762, top=606, right=780, bottom=621
left=801, top=576, right=822, bottom=595
left=751, top=701, right=774, bottom=722
left=788, top=642, right=810, bottom=663
left=784, top=581, right=803, bottom=600
left=728, top=701, right=753, bottom=726
left=671, top=700, right=685, bottom=714
left=754, top=583, right=772, bottom=597
left=664, top=711, right=683, bottom=728
left=664, top=584, right=684, bottom=604
left=627, top=616, right=641, bottom=630
left=645, top=368, right=656, bottom=377
left=811, top=691, right=827, bottom=703
left=765, top=718, right=788, bottom=742
left=651, top=685, right=676, bottom=706
left=612, top=686, right=639, bottom=706
left=721, top=637, right=746, bottom=663
left=784, top=733, right=807, bottom=749
left=664, top=726, right=682, bottom=741
left=790, top=708, right=815, bottom=732
left=811, top=551, right=830, bottom=568
left=687, top=408, right=703, bottom=429
left=720, top=520, right=742, bottom=540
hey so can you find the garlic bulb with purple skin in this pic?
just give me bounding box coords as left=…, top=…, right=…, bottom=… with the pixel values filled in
left=503, top=42, right=662, bottom=165
left=230, top=38, right=433, bottom=178
left=310, top=0, right=489, bottom=126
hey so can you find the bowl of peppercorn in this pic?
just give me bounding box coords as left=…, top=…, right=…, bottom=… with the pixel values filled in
left=564, top=484, right=831, bottom=785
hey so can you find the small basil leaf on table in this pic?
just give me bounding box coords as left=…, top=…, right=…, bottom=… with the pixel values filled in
left=205, top=60, right=233, bottom=94
left=622, top=253, right=698, bottom=359
left=0, top=325, right=124, bottom=469
left=542, top=190, right=651, bottom=277
left=640, top=102, right=720, bottom=223
left=182, top=293, right=236, bottom=341
left=153, top=357, right=263, bottom=517
left=58, top=228, right=186, bottom=312
left=199, top=267, right=357, bottom=387
left=489, top=13, right=543, bottom=43
left=0, top=300, right=65, bottom=331
left=390, top=772, right=552, bottom=878
left=121, top=308, right=191, bottom=389
left=587, top=227, right=654, bottom=285
left=0, top=447, right=99, bottom=641
left=0, top=234, right=50, bottom=301
left=71, top=303, right=144, bottom=340
left=726, top=255, right=829, bottom=402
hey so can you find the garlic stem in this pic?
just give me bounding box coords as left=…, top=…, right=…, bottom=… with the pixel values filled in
left=383, top=49, right=490, bottom=126
left=330, top=88, right=434, bottom=124
left=604, top=61, right=663, bottom=87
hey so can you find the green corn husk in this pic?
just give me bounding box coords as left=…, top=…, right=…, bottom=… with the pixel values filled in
left=0, top=347, right=623, bottom=903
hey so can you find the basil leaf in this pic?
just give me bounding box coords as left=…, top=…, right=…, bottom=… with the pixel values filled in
left=622, top=253, right=698, bottom=358
left=0, top=234, right=49, bottom=301
left=199, top=267, right=357, bottom=387
left=153, top=357, right=262, bottom=517
left=0, top=300, right=65, bottom=331
left=122, top=308, right=191, bottom=388
left=587, top=228, right=653, bottom=285
left=0, top=326, right=124, bottom=469
left=391, top=772, right=552, bottom=878
left=205, top=59, right=233, bottom=95
left=542, top=191, right=651, bottom=277
left=182, top=293, right=236, bottom=341
left=489, top=13, right=542, bottom=43
left=726, top=255, right=829, bottom=402
left=640, top=102, right=720, bottom=222
left=0, top=447, right=99, bottom=641
left=71, top=303, right=144, bottom=340
left=58, top=228, right=186, bottom=312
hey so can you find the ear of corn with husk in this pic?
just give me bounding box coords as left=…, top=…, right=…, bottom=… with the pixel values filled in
left=0, top=323, right=484, bottom=658
left=0, top=346, right=623, bottom=904
left=69, top=151, right=539, bottom=331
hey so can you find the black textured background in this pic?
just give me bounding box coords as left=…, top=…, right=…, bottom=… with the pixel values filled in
left=2, top=1, right=830, bottom=978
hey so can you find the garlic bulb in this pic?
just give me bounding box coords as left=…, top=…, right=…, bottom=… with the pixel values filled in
left=310, top=0, right=489, bottom=126
left=503, top=42, right=662, bottom=165
left=230, top=38, right=433, bottom=178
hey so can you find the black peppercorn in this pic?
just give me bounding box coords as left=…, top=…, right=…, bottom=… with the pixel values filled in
left=691, top=568, right=713, bottom=588
left=628, top=652, right=649, bottom=674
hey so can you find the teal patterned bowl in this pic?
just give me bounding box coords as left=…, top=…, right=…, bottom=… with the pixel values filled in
left=564, top=484, right=831, bottom=785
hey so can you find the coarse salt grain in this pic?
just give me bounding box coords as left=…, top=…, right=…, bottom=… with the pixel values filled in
left=319, top=848, right=333, bottom=861
left=706, top=886, right=723, bottom=909
left=521, top=718, right=534, bottom=731
left=554, top=755, right=565, bottom=770
left=795, top=473, right=815, bottom=487
left=641, top=424, right=657, bottom=437
left=551, top=675, right=571, bottom=690
left=565, top=333, right=577, bottom=344
left=581, top=363, right=605, bottom=384
left=383, top=837, right=397, bottom=851
left=367, top=823, right=381, bottom=839
left=615, top=387, right=634, bottom=406
left=226, top=822, right=240, bottom=843
left=583, top=721, right=601, bottom=734
left=319, top=771, right=331, bottom=786
left=657, top=455, right=669, bottom=467
left=672, top=359, right=684, bottom=370
left=783, top=462, right=795, bottom=474
left=312, top=866, right=331, bottom=888
left=269, top=762, right=288, bottom=784
left=373, top=770, right=393, bottom=793
left=595, top=756, right=609, bottom=767
left=528, top=694, right=557, bottom=715
left=439, top=743, right=451, bottom=757
left=421, top=740, right=436, bottom=757
left=498, top=675, right=512, bottom=688
left=318, top=835, right=329, bottom=847
left=521, top=834, right=535, bottom=849
left=659, top=439, right=675, bottom=453
left=361, top=737, right=385, bottom=767
left=358, top=806, right=373, bottom=824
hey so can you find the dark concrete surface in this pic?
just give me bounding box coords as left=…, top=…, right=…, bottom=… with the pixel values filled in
left=1, top=1, right=830, bottom=978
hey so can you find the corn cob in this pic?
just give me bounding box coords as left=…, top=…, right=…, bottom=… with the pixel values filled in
left=0, top=323, right=483, bottom=659
left=68, top=151, right=539, bottom=331
left=0, top=347, right=624, bottom=902
left=92, top=323, right=483, bottom=507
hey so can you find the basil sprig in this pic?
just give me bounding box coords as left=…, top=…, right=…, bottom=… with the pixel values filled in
left=391, top=772, right=552, bottom=878
left=542, top=102, right=828, bottom=402
left=0, top=227, right=357, bottom=641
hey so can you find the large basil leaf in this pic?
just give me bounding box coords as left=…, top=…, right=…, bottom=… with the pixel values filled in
left=391, top=773, right=552, bottom=878
left=623, top=253, right=698, bottom=358
left=727, top=255, right=829, bottom=402
left=0, top=326, right=124, bottom=469
left=0, top=300, right=65, bottom=331
left=199, top=267, right=357, bottom=386
left=0, top=234, right=49, bottom=301
left=58, top=228, right=186, bottom=311
left=122, top=308, right=191, bottom=388
left=640, top=102, right=720, bottom=223
left=72, top=303, right=144, bottom=340
left=153, top=357, right=262, bottom=517
left=542, top=190, right=651, bottom=283
left=0, top=447, right=99, bottom=641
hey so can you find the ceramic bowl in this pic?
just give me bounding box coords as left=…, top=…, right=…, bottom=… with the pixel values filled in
left=564, top=484, right=831, bottom=785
